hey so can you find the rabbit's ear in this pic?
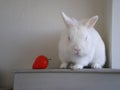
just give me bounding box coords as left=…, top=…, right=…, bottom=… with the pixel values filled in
left=62, top=12, right=77, bottom=28
left=85, top=15, right=99, bottom=28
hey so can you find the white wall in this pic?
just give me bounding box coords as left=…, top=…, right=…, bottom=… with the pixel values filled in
left=111, top=0, right=120, bottom=68
left=105, top=0, right=120, bottom=69
left=0, top=0, right=106, bottom=88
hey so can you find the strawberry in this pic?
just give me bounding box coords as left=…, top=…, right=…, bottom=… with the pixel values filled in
left=32, top=55, right=48, bottom=69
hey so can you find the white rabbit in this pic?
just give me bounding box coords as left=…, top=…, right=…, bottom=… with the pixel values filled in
left=58, top=12, right=106, bottom=69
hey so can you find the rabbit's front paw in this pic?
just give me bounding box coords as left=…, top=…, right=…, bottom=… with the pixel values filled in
left=60, top=63, right=68, bottom=69
left=92, top=63, right=102, bottom=69
left=70, top=64, right=83, bottom=69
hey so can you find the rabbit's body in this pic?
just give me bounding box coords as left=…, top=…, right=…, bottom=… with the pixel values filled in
left=59, top=13, right=106, bottom=69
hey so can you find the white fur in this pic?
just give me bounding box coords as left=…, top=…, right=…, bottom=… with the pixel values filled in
left=59, top=12, right=106, bottom=69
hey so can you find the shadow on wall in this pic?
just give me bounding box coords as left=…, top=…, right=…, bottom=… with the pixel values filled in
left=0, top=71, right=4, bottom=88
left=0, top=69, right=15, bottom=89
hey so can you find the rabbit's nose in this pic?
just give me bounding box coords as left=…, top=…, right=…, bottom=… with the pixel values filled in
left=74, top=48, right=81, bottom=52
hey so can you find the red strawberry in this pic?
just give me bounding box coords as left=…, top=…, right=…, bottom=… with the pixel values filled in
left=32, top=55, right=48, bottom=69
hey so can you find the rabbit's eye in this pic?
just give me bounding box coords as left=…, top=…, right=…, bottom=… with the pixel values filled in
left=85, top=36, right=88, bottom=40
left=68, top=36, right=71, bottom=41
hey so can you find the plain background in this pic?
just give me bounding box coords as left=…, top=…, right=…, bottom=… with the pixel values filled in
left=0, top=0, right=114, bottom=88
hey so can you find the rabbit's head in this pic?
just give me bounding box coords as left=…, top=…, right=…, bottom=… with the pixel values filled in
left=62, top=12, right=98, bottom=56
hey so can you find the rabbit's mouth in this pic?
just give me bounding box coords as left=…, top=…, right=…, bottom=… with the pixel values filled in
left=74, top=52, right=82, bottom=57
left=74, top=51, right=86, bottom=57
